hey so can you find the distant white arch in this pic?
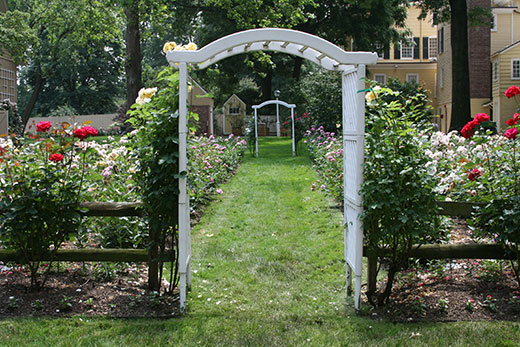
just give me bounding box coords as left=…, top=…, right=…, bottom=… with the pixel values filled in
left=252, top=100, right=297, bottom=156
left=166, top=28, right=378, bottom=313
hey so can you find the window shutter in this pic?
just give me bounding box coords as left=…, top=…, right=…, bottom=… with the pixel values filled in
left=440, top=28, right=444, bottom=53
left=413, top=37, right=420, bottom=59
left=423, top=37, right=429, bottom=59
left=394, top=43, right=400, bottom=60
left=383, top=47, right=390, bottom=59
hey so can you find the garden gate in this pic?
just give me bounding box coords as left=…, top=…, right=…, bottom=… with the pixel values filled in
left=166, top=28, right=378, bottom=312
left=252, top=99, right=296, bottom=157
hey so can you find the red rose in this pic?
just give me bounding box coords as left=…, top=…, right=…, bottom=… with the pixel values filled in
left=468, top=168, right=481, bottom=181
left=36, top=121, right=52, bottom=132
left=283, top=121, right=289, bottom=126
left=504, top=127, right=518, bottom=140
left=506, top=118, right=518, bottom=126
left=475, top=113, right=490, bottom=123
left=461, top=118, right=482, bottom=139
left=505, top=86, right=520, bottom=98
left=49, top=153, right=64, bottom=162
left=82, top=125, right=98, bottom=137
left=73, top=127, right=87, bottom=140
left=73, top=126, right=98, bottom=140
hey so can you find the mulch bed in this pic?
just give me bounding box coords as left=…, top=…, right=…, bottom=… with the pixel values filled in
left=364, top=219, right=520, bottom=322
left=2, top=218, right=520, bottom=321
left=0, top=262, right=179, bottom=318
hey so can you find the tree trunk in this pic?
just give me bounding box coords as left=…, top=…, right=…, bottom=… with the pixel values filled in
left=124, top=1, right=142, bottom=113
left=21, top=64, right=45, bottom=128
left=292, top=56, right=303, bottom=81
left=449, top=0, right=471, bottom=131
left=262, top=69, right=273, bottom=101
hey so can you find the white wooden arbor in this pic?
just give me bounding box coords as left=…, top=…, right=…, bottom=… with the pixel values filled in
left=166, top=28, right=377, bottom=313
left=252, top=99, right=296, bottom=157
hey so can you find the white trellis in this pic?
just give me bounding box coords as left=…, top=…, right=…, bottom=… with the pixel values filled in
left=166, top=28, right=377, bottom=313
left=252, top=100, right=296, bottom=157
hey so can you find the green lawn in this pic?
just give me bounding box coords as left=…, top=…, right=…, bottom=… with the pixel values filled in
left=1, top=137, right=520, bottom=346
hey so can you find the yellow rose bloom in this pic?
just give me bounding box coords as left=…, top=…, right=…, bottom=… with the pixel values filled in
left=365, top=86, right=381, bottom=103
left=163, top=41, right=177, bottom=53
left=185, top=42, right=198, bottom=51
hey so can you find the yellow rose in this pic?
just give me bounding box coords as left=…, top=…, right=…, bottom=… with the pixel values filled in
left=162, top=41, right=177, bottom=53
left=365, top=86, right=381, bottom=103
left=136, top=87, right=158, bottom=105
left=185, top=42, right=198, bottom=51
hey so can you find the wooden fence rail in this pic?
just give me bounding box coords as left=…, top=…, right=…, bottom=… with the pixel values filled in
left=0, top=200, right=506, bottom=264
left=365, top=200, right=514, bottom=294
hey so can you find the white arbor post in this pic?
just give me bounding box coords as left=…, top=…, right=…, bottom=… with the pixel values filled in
left=290, top=107, right=295, bottom=156
left=275, top=101, right=280, bottom=137
left=254, top=108, right=259, bottom=158
left=341, top=64, right=366, bottom=311
left=178, top=62, right=191, bottom=313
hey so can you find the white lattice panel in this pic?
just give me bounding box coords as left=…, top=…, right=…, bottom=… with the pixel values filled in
left=343, top=137, right=363, bottom=205
left=345, top=202, right=363, bottom=276
left=342, top=72, right=358, bottom=132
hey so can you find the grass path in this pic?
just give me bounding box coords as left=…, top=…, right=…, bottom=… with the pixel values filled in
left=2, top=138, right=520, bottom=346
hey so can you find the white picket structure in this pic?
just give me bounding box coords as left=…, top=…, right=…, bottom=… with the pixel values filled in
left=166, top=28, right=377, bottom=313
left=252, top=100, right=296, bottom=157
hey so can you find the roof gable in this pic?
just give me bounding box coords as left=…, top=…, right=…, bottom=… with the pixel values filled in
left=492, top=40, right=520, bottom=56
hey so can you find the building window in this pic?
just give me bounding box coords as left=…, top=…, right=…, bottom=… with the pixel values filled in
left=0, top=68, right=16, bottom=101
left=400, top=40, right=414, bottom=59
left=229, top=107, right=240, bottom=114
left=374, top=74, right=386, bottom=84
left=493, top=61, right=499, bottom=81
left=491, top=14, right=497, bottom=32
left=406, top=73, right=419, bottom=84
left=440, top=68, right=444, bottom=89
left=428, top=37, right=438, bottom=58
left=512, top=59, right=520, bottom=80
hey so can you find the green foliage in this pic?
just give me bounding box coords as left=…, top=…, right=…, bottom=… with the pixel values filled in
left=0, top=10, right=37, bottom=65
left=362, top=86, right=443, bottom=305
left=126, top=67, right=181, bottom=291
left=300, top=67, right=342, bottom=132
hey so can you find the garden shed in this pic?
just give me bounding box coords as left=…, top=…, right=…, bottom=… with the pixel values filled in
left=189, top=78, right=214, bottom=135
left=223, top=94, right=246, bottom=135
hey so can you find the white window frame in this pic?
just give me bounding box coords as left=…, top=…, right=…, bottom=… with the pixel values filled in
left=491, top=14, right=497, bottom=32
left=406, top=73, right=419, bottom=84
left=493, top=60, right=499, bottom=81
left=0, top=68, right=16, bottom=101
left=373, top=73, right=386, bottom=84
left=428, top=36, right=438, bottom=59
left=400, top=40, right=414, bottom=60
left=512, top=59, right=520, bottom=80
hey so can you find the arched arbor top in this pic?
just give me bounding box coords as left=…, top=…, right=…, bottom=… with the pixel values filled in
left=166, top=28, right=378, bottom=72
left=252, top=100, right=296, bottom=110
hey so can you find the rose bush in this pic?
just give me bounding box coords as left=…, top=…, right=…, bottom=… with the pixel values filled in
left=0, top=120, right=98, bottom=290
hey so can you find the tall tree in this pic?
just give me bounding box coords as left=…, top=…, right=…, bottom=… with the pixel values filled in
left=123, top=0, right=142, bottom=112
left=6, top=0, right=121, bottom=126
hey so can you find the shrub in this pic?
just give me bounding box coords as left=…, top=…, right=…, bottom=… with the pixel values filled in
left=362, top=86, right=443, bottom=305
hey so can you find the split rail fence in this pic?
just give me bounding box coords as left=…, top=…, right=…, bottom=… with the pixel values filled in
left=0, top=200, right=512, bottom=287
left=364, top=200, right=516, bottom=295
